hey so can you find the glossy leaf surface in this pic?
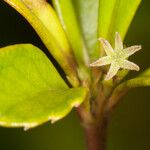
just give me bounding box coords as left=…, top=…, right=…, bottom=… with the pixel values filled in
left=98, top=0, right=141, bottom=47
left=117, top=68, right=150, bottom=89
left=71, top=0, right=100, bottom=61
left=3, top=0, right=79, bottom=86
left=0, top=44, right=87, bottom=129
left=52, top=0, right=89, bottom=66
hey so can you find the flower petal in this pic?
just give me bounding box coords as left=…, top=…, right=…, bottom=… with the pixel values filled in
left=120, top=60, right=140, bottom=71
left=124, top=45, right=141, bottom=57
left=115, top=32, right=123, bottom=51
left=105, top=63, right=120, bottom=80
left=90, top=56, right=111, bottom=67
left=99, top=38, right=114, bottom=56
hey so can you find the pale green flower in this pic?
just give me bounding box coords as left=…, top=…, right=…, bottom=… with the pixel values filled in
left=90, top=32, right=141, bottom=80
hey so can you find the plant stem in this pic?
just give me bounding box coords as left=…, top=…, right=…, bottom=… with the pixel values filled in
left=84, top=116, right=108, bottom=150
left=77, top=83, right=109, bottom=150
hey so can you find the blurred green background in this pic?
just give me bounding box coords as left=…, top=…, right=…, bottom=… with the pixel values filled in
left=0, top=1, right=150, bottom=150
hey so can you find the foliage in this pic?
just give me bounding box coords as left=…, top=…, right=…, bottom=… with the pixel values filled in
left=1, top=0, right=149, bottom=136
left=0, top=44, right=87, bottom=129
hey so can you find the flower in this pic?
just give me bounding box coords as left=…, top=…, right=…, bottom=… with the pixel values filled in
left=90, top=32, right=141, bottom=80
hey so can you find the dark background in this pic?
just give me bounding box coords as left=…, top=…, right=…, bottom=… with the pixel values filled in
left=0, top=1, right=150, bottom=150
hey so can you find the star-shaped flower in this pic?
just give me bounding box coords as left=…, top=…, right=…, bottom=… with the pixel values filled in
left=90, top=32, right=142, bottom=80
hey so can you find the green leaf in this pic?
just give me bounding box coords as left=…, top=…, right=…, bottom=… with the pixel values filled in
left=71, top=0, right=100, bottom=61
left=52, top=0, right=89, bottom=67
left=106, top=68, right=150, bottom=111
left=0, top=44, right=87, bottom=129
left=52, top=0, right=92, bottom=83
left=3, top=0, right=79, bottom=86
left=98, top=0, right=141, bottom=46
left=117, top=68, right=150, bottom=90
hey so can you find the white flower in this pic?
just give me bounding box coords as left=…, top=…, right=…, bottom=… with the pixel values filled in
left=90, top=32, right=141, bottom=80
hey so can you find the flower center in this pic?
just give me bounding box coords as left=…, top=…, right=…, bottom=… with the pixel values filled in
left=111, top=50, right=127, bottom=64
